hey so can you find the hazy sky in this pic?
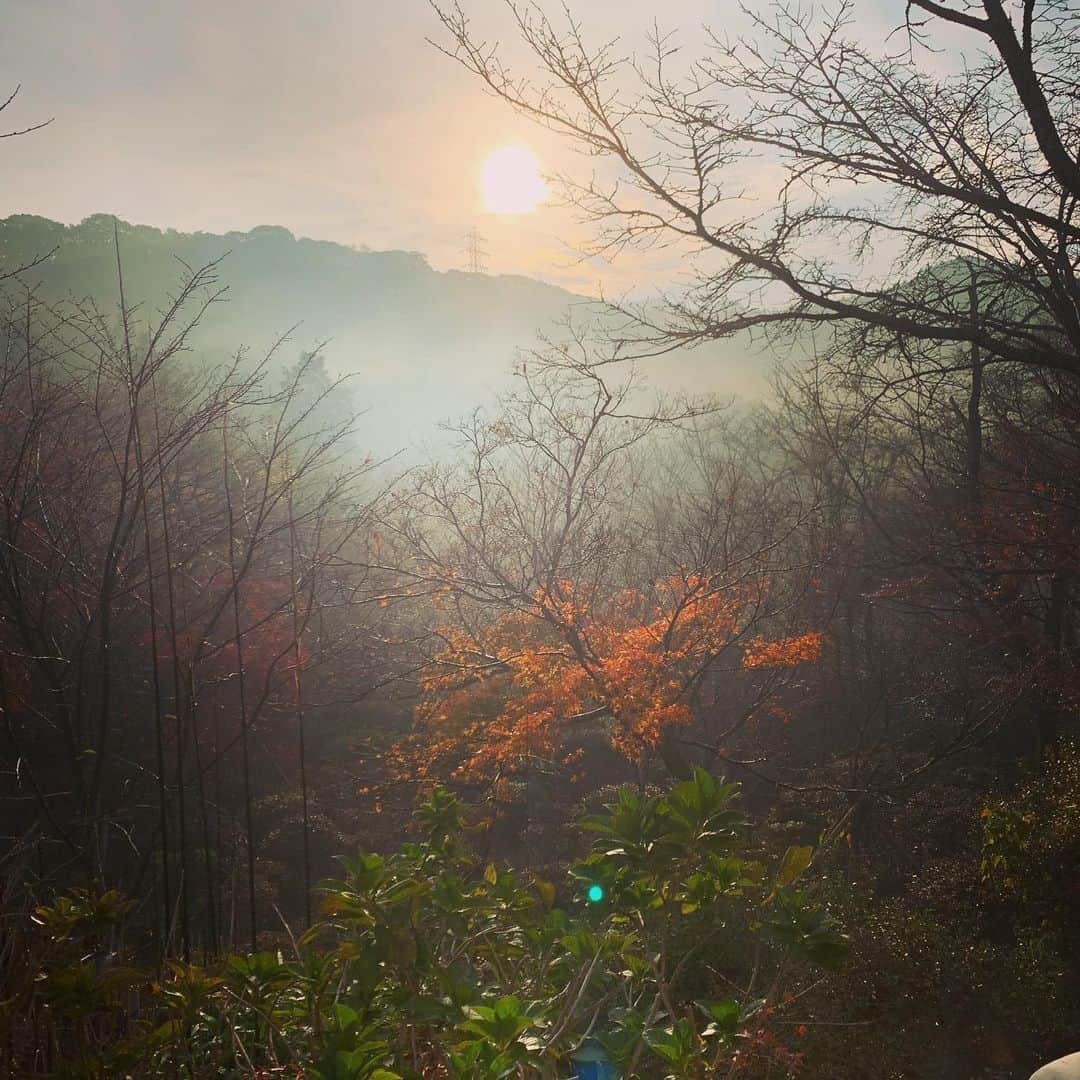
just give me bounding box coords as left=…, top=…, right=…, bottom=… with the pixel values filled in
left=2, top=0, right=931, bottom=293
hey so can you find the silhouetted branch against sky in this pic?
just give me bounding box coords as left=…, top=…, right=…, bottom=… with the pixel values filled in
left=429, top=0, right=1080, bottom=378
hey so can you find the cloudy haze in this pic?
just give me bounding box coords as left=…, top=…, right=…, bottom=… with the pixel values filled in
left=4, top=0, right=929, bottom=291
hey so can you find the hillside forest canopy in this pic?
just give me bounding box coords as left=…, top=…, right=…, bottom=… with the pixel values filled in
left=1, top=1, right=1080, bottom=1077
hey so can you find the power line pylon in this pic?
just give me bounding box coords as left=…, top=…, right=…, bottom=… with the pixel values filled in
left=463, top=226, right=489, bottom=274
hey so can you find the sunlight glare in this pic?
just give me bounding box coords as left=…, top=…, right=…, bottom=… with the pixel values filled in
left=481, top=145, right=548, bottom=215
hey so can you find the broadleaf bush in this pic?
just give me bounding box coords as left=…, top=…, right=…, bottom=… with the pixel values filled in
left=6, top=770, right=846, bottom=1078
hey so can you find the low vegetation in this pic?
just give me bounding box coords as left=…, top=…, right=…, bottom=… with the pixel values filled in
left=4, top=775, right=847, bottom=1078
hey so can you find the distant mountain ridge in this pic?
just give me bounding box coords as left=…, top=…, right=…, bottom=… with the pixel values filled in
left=0, top=214, right=770, bottom=453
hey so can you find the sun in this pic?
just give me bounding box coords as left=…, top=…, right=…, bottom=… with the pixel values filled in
left=481, top=145, right=548, bottom=214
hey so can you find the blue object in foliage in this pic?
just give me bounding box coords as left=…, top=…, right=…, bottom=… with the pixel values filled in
left=571, top=1037, right=618, bottom=1079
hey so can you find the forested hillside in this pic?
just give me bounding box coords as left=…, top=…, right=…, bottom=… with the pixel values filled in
left=0, top=214, right=769, bottom=452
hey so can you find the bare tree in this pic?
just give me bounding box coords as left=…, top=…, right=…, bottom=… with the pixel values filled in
left=426, top=0, right=1080, bottom=838
left=0, top=242, right=386, bottom=956
left=431, top=0, right=1080, bottom=377
left=0, top=85, right=54, bottom=283
left=373, top=347, right=820, bottom=815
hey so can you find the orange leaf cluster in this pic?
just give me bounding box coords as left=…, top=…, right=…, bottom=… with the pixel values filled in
left=741, top=632, right=824, bottom=670
left=392, top=573, right=823, bottom=788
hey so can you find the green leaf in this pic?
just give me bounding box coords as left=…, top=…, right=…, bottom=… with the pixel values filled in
left=533, top=875, right=556, bottom=908
left=776, top=844, right=813, bottom=886
left=697, top=997, right=740, bottom=1042
left=333, top=1002, right=361, bottom=1031
left=493, top=994, right=522, bottom=1020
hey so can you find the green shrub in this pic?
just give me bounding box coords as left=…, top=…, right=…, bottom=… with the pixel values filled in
left=5, top=770, right=846, bottom=1078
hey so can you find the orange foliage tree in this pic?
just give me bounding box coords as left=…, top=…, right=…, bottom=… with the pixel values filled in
left=396, top=575, right=822, bottom=791
left=378, top=350, right=823, bottom=800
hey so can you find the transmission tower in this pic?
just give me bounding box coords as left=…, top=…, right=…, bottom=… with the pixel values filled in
left=463, top=226, right=489, bottom=274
